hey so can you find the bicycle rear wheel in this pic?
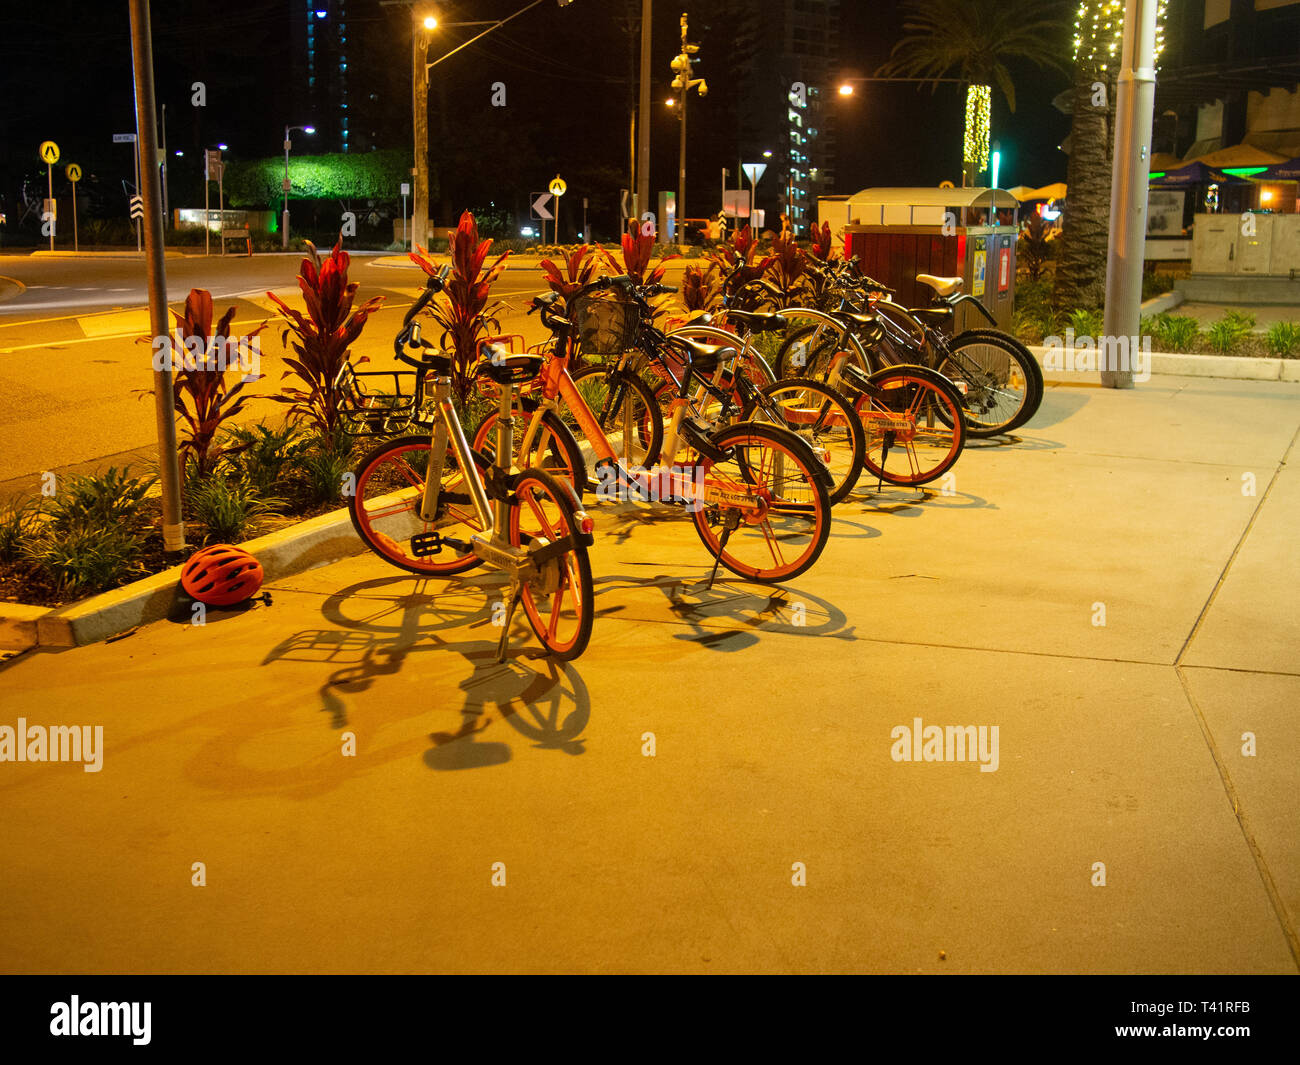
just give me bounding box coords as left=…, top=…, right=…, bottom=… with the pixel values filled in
left=509, top=468, right=595, bottom=660
left=949, top=328, right=1044, bottom=432
left=855, top=365, right=966, bottom=487
left=936, top=332, right=1040, bottom=437
left=742, top=378, right=865, bottom=504
left=690, top=422, right=831, bottom=583
left=349, top=434, right=485, bottom=575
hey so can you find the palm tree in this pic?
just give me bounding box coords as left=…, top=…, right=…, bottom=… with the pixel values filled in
left=1051, top=1, right=1167, bottom=313
left=878, top=0, right=1069, bottom=186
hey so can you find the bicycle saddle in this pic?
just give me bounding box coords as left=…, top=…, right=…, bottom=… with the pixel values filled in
left=916, top=273, right=963, bottom=297
left=475, top=345, right=544, bottom=384
left=725, top=309, right=789, bottom=334
left=829, top=308, right=877, bottom=329
left=669, top=335, right=735, bottom=374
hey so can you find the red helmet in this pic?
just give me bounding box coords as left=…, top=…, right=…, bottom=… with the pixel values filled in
left=181, top=544, right=264, bottom=606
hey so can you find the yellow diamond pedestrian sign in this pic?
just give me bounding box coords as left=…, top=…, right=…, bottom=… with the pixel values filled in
left=549, top=175, right=567, bottom=197
left=40, top=141, right=60, bottom=165
left=66, top=163, right=82, bottom=183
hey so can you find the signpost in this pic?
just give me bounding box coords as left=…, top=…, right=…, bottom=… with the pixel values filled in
left=115, top=132, right=142, bottom=251
left=741, top=161, right=767, bottom=232
left=204, top=148, right=222, bottom=256
left=66, top=163, right=82, bottom=252
left=39, top=141, right=59, bottom=250
left=531, top=191, right=554, bottom=243
left=400, top=182, right=410, bottom=248
left=548, top=174, right=566, bottom=244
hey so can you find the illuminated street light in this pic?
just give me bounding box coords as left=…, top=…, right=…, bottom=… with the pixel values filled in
left=282, top=124, right=315, bottom=249
left=838, top=83, right=854, bottom=96
left=423, top=15, right=437, bottom=28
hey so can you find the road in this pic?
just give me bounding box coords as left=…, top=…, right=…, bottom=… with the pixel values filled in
left=0, top=250, right=689, bottom=496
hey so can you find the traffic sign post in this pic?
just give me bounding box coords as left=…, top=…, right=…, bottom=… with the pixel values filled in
left=548, top=175, right=566, bottom=245
left=66, top=163, right=82, bottom=252
left=531, top=191, right=554, bottom=244
left=741, top=162, right=767, bottom=232
left=40, top=141, right=60, bottom=250
left=400, top=182, right=410, bottom=249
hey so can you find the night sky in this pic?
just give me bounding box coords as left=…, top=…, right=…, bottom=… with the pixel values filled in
left=1, top=0, right=1074, bottom=239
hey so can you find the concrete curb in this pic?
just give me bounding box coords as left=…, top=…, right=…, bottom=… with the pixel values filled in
left=1026, top=344, right=1300, bottom=383
left=1141, top=290, right=1184, bottom=315
left=29, top=250, right=187, bottom=260
left=0, top=506, right=363, bottom=651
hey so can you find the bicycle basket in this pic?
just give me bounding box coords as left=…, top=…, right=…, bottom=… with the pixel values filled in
left=572, top=295, right=638, bottom=356
left=336, top=362, right=424, bottom=437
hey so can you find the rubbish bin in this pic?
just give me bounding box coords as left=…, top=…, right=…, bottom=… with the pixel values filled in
left=840, top=187, right=1020, bottom=332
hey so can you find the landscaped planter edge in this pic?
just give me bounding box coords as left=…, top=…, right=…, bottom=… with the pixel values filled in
left=1026, top=345, right=1300, bottom=383
left=1, top=506, right=363, bottom=652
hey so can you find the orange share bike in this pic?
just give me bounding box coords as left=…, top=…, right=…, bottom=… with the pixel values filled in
left=471, top=275, right=834, bottom=585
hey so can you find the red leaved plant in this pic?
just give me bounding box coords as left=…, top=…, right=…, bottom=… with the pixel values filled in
left=766, top=233, right=809, bottom=308
left=809, top=221, right=835, bottom=262
left=267, top=241, right=385, bottom=434
left=539, top=243, right=601, bottom=311
left=410, top=210, right=511, bottom=406
left=679, top=262, right=724, bottom=313
left=149, top=288, right=267, bottom=479
left=600, top=219, right=678, bottom=285
left=709, top=224, right=775, bottom=296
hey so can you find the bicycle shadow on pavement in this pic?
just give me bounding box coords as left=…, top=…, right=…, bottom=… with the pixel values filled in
left=962, top=431, right=1065, bottom=451
left=260, top=571, right=594, bottom=767
left=590, top=572, right=853, bottom=652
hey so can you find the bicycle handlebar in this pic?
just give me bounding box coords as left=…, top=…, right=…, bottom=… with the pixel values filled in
left=394, top=265, right=450, bottom=356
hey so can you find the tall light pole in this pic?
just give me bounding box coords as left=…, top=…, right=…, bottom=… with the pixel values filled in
left=389, top=1, right=575, bottom=251
left=1101, top=0, right=1158, bottom=389
left=127, top=0, right=185, bottom=554
left=412, top=12, right=436, bottom=252
left=669, top=11, right=706, bottom=239
left=636, top=0, right=652, bottom=230
left=281, top=124, right=315, bottom=250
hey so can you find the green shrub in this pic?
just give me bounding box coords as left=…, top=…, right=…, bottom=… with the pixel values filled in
left=298, top=431, right=358, bottom=505
left=1066, top=307, right=1104, bottom=339
left=1146, top=313, right=1199, bottom=352
left=0, top=496, right=42, bottom=562
left=187, top=474, right=282, bottom=542
left=1205, top=311, right=1255, bottom=355
left=1264, top=321, right=1300, bottom=358
left=221, top=421, right=312, bottom=496
left=47, top=467, right=155, bottom=534
left=22, top=524, right=146, bottom=595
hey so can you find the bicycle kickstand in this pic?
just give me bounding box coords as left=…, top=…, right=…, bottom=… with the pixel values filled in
left=702, top=512, right=740, bottom=591
left=495, top=579, right=525, bottom=663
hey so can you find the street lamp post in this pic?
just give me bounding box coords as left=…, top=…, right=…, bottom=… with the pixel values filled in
left=669, top=12, right=706, bottom=240
left=388, top=1, right=574, bottom=252
left=282, top=124, right=315, bottom=250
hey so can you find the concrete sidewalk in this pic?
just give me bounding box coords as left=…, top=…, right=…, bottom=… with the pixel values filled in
left=1, top=374, right=1298, bottom=973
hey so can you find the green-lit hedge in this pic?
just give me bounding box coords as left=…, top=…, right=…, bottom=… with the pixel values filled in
left=222, top=149, right=432, bottom=206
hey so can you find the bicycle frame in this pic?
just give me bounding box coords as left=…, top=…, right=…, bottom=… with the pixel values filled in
left=511, top=343, right=767, bottom=516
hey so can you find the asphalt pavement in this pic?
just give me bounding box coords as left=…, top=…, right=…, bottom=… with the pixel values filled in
left=0, top=250, right=610, bottom=495
left=1, top=372, right=1297, bottom=973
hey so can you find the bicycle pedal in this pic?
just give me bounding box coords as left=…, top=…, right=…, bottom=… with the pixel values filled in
left=409, top=531, right=443, bottom=558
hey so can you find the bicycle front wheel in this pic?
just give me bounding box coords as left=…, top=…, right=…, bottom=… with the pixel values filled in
left=510, top=468, right=595, bottom=660
left=569, top=363, right=664, bottom=471
left=690, top=422, right=831, bottom=583
left=742, top=378, right=865, bottom=504
left=856, top=365, right=966, bottom=487
left=349, top=434, right=485, bottom=575
left=473, top=406, right=588, bottom=499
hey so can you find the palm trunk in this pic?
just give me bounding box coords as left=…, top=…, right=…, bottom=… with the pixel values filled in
left=1053, top=66, right=1116, bottom=312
